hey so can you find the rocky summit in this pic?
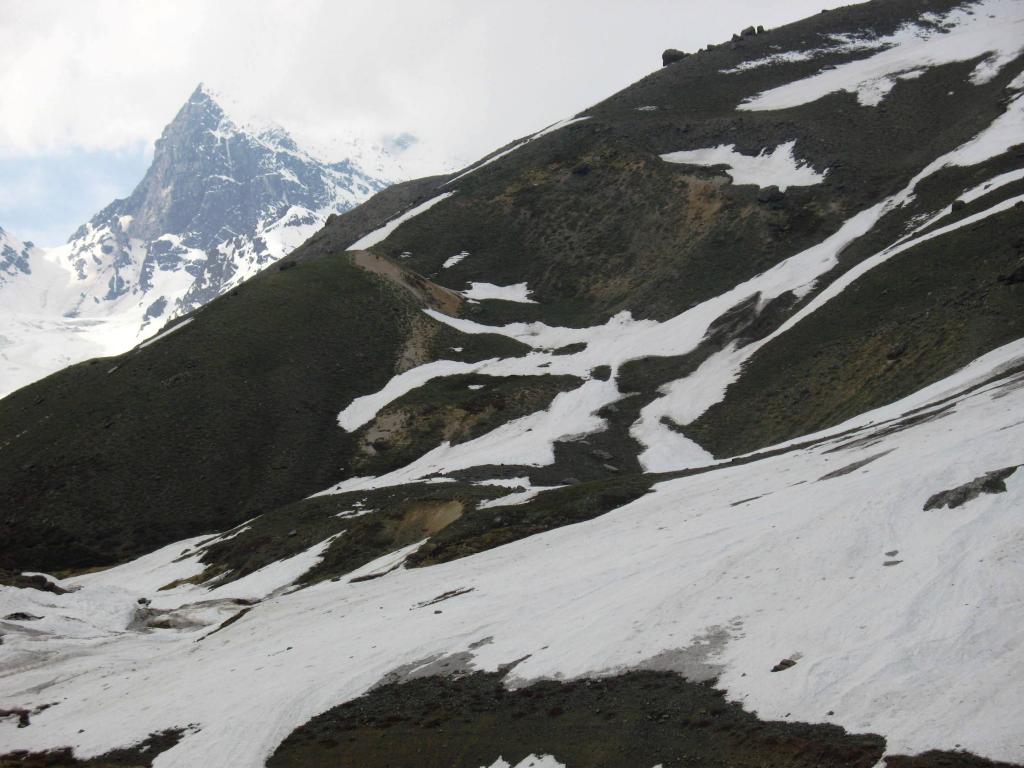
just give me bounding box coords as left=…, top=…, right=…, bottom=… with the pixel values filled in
left=0, top=84, right=393, bottom=397
left=1, top=0, right=1023, bottom=766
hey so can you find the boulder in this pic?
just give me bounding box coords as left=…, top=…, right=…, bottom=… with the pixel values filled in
left=661, top=49, right=689, bottom=66
left=924, top=466, right=1018, bottom=510
left=741, top=26, right=756, bottom=36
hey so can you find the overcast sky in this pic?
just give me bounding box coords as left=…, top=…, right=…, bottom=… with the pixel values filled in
left=0, top=0, right=840, bottom=246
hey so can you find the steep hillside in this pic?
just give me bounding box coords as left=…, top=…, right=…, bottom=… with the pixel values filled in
left=1, top=0, right=1023, bottom=765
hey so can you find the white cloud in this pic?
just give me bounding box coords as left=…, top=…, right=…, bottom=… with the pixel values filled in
left=0, top=0, right=840, bottom=176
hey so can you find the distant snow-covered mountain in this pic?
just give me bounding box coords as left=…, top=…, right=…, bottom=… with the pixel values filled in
left=0, top=225, right=39, bottom=286
left=0, top=84, right=398, bottom=397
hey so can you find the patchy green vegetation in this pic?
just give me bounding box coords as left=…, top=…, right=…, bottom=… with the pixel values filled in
left=689, top=206, right=1024, bottom=457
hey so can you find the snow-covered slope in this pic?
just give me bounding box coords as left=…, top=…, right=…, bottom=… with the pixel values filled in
left=0, top=85, right=395, bottom=397
left=1, top=0, right=1023, bottom=765
left=0, top=226, right=127, bottom=393
left=2, top=341, right=1022, bottom=766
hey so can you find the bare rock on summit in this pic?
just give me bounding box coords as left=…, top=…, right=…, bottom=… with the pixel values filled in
left=661, top=48, right=689, bottom=66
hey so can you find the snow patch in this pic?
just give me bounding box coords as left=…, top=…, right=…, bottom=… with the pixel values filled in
left=442, top=251, right=469, bottom=269
left=739, top=0, right=1024, bottom=110
left=347, top=192, right=456, bottom=251
left=660, top=141, right=826, bottom=191
left=137, top=317, right=194, bottom=349
left=959, top=168, right=1024, bottom=205
left=722, top=32, right=889, bottom=74
left=463, top=282, right=538, bottom=303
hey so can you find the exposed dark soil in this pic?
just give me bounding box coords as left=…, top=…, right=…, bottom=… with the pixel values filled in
left=179, top=481, right=500, bottom=589
left=887, top=753, right=1024, bottom=768
left=0, top=729, right=183, bottom=767
left=267, top=668, right=1018, bottom=768
left=0, top=572, right=66, bottom=594
left=408, top=474, right=654, bottom=567
left=352, top=373, right=582, bottom=476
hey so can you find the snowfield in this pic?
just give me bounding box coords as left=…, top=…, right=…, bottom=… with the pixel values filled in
left=1, top=341, right=1022, bottom=766
left=738, top=0, right=1024, bottom=110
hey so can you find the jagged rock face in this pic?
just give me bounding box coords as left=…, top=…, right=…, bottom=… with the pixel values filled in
left=0, top=86, right=395, bottom=397
left=0, top=226, right=40, bottom=286
left=62, top=85, right=389, bottom=327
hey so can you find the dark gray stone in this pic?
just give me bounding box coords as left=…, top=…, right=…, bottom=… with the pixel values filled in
left=661, top=49, right=689, bottom=66
left=924, top=466, right=1018, bottom=510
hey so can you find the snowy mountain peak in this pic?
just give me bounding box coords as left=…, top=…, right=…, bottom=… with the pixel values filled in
left=0, top=85, right=395, bottom=397
left=55, top=82, right=392, bottom=325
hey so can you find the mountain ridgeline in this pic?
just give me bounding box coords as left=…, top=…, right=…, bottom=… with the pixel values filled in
left=1, top=0, right=1024, bottom=765
left=64, top=85, right=390, bottom=322
left=0, top=85, right=395, bottom=396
